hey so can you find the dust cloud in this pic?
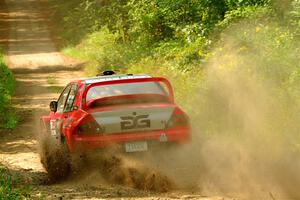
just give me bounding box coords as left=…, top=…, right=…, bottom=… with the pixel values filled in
left=70, top=151, right=175, bottom=193
left=37, top=134, right=174, bottom=193
left=147, top=20, right=300, bottom=199
left=96, top=153, right=173, bottom=192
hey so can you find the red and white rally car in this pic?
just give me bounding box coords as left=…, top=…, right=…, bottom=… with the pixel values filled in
left=39, top=71, right=190, bottom=179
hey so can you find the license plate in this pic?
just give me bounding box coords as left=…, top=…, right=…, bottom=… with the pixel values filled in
left=125, top=141, right=148, bottom=152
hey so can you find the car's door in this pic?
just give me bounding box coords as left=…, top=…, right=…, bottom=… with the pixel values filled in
left=49, top=85, right=72, bottom=138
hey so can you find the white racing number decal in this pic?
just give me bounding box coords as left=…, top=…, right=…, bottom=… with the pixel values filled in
left=120, top=112, right=150, bottom=130
left=50, top=120, right=57, bottom=136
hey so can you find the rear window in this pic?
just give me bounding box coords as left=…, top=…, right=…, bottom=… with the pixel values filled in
left=86, top=82, right=168, bottom=101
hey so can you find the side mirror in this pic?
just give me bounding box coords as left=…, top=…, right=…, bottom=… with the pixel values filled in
left=50, top=101, right=58, bottom=112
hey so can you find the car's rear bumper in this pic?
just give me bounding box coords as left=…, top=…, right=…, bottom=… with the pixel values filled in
left=70, top=127, right=190, bottom=152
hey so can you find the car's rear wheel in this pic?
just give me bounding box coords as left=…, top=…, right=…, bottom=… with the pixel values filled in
left=39, top=127, right=71, bottom=182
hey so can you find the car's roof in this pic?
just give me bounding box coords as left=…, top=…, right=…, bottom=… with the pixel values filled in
left=80, top=74, right=152, bottom=85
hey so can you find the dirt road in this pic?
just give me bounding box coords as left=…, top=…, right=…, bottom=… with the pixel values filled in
left=0, top=0, right=234, bottom=199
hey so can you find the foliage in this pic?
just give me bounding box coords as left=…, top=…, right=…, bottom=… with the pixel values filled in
left=50, top=0, right=300, bottom=141
left=197, top=21, right=300, bottom=134
left=127, top=0, right=223, bottom=43
left=63, top=28, right=146, bottom=74
left=288, top=0, right=300, bottom=33
left=49, top=0, right=275, bottom=70
left=51, top=0, right=101, bottom=44
left=217, top=5, right=273, bottom=29
left=0, top=165, right=30, bottom=200
left=47, top=75, right=64, bottom=93
left=0, top=49, right=16, bottom=129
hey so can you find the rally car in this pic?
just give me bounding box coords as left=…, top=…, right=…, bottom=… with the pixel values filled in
left=39, top=71, right=190, bottom=180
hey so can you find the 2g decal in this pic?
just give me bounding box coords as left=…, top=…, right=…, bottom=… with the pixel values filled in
left=120, top=112, right=150, bottom=130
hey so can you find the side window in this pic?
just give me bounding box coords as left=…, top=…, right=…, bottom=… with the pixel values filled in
left=64, top=84, right=78, bottom=112
left=57, top=85, right=71, bottom=113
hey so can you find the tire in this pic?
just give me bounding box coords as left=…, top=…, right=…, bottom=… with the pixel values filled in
left=39, top=134, right=71, bottom=182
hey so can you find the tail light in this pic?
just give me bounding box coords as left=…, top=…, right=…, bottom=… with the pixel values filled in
left=167, top=108, right=189, bottom=128
left=76, top=115, right=103, bottom=135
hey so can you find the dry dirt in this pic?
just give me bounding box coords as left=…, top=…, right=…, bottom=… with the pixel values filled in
left=0, top=0, right=235, bottom=199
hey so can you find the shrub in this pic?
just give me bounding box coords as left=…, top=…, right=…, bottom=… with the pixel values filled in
left=0, top=49, right=16, bottom=129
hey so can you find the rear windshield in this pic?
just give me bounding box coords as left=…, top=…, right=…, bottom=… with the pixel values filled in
left=86, top=82, right=168, bottom=101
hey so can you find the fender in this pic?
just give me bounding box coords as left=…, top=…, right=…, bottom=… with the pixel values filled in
left=64, top=109, right=89, bottom=152
left=41, top=115, right=64, bottom=145
left=40, top=116, right=51, bottom=132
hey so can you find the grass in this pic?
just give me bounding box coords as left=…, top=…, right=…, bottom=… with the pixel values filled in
left=0, top=47, right=16, bottom=129
left=0, top=165, right=31, bottom=200
left=46, top=75, right=64, bottom=93
left=47, top=75, right=58, bottom=85
left=0, top=50, right=25, bottom=199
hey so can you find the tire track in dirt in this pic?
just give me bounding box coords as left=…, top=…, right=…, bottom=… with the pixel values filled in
left=0, top=0, right=234, bottom=199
